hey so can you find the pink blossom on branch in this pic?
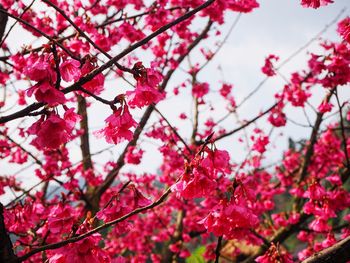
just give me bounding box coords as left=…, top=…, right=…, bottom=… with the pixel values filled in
left=28, top=112, right=79, bottom=150
left=95, top=104, right=137, bottom=144
left=261, top=54, right=279, bottom=77
left=60, top=59, right=81, bottom=82
left=301, top=0, right=334, bottom=8
left=337, top=17, right=350, bottom=43
left=126, top=62, right=165, bottom=108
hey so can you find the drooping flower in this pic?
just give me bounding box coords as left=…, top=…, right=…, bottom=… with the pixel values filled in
left=27, top=81, right=66, bottom=106
left=63, top=107, right=82, bottom=130
left=60, top=59, right=81, bottom=82
left=201, top=149, right=231, bottom=175
left=28, top=114, right=75, bottom=149
left=24, top=55, right=56, bottom=83
left=95, top=105, right=137, bottom=144
left=28, top=109, right=80, bottom=150
left=172, top=164, right=217, bottom=199
left=202, top=197, right=259, bottom=239
left=126, top=62, right=165, bottom=108
left=126, top=82, right=165, bottom=108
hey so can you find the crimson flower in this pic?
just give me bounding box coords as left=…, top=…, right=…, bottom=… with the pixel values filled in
left=95, top=105, right=137, bottom=144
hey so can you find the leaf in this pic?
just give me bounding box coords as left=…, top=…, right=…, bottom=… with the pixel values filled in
left=186, top=246, right=206, bottom=263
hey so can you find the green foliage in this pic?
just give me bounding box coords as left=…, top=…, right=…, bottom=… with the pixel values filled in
left=186, top=246, right=206, bottom=263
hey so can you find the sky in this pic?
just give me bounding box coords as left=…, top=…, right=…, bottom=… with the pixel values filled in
left=1, top=0, right=350, bottom=203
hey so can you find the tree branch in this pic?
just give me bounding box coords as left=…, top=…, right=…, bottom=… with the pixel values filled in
left=0, top=0, right=214, bottom=125
left=0, top=203, right=18, bottom=263
left=18, top=186, right=173, bottom=262
left=301, top=236, right=350, bottom=263
left=94, top=20, right=213, bottom=200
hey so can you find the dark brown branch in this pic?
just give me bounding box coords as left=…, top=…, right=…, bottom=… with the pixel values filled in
left=301, top=236, right=350, bottom=263
left=297, top=87, right=335, bottom=183
left=77, top=95, right=95, bottom=211
left=215, top=236, right=223, bottom=263
left=0, top=203, right=18, bottom=263
left=0, top=102, right=44, bottom=124
left=76, top=86, right=117, bottom=106
left=334, top=88, right=350, bottom=169
left=214, top=102, right=278, bottom=142
left=77, top=96, right=93, bottom=171
left=154, top=106, right=193, bottom=155
left=0, top=4, right=8, bottom=43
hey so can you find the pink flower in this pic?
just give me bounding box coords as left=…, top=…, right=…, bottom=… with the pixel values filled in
left=126, top=83, right=165, bottom=108
left=24, top=56, right=56, bottom=83
left=96, top=105, right=137, bottom=144
left=268, top=107, right=286, bottom=127
left=285, top=86, right=309, bottom=107
left=252, top=135, right=269, bottom=154
left=309, top=217, right=330, bottom=232
left=337, top=17, right=350, bottom=43
left=306, top=182, right=326, bottom=200
left=28, top=113, right=76, bottom=149
left=124, top=146, right=144, bottom=164
left=48, top=234, right=111, bottom=263
left=47, top=203, right=76, bottom=234
left=201, top=149, right=231, bottom=175
left=63, top=108, right=82, bottom=130
left=81, top=60, right=105, bottom=95
left=128, top=185, right=152, bottom=208
left=17, top=90, right=27, bottom=105
left=127, top=64, right=165, bottom=108
left=301, top=0, right=333, bottom=8
left=219, top=83, right=232, bottom=98
left=192, top=82, right=209, bottom=99
left=60, top=59, right=81, bottom=82
left=228, top=0, right=259, bottom=13
left=282, top=72, right=311, bottom=107
left=172, top=169, right=217, bottom=199
left=318, top=101, right=333, bottom=113
left=202, top=197, right=259, bottom=239
left=256, top=243, right=293, bottom=263
left=27, top=81, right=66, bottom=106
left=261, top=54, right=279, bottom=77
left=119, top=22, right=145, bottom=43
